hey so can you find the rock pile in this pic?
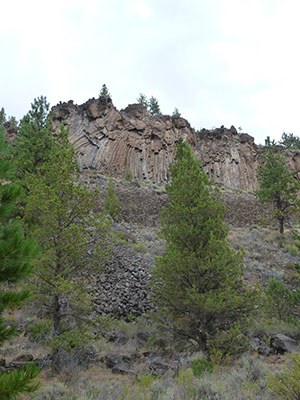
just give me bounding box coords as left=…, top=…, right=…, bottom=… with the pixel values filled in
left=90, top=244, right=153, bottom=318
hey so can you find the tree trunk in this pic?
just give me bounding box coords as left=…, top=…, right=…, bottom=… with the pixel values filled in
left=51, top=294, right=62, bottom=374
left=278, top=215, right=284, bottom=234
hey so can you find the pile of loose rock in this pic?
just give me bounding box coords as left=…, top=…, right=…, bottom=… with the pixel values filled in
left=89, top=243, right=153, bottom=319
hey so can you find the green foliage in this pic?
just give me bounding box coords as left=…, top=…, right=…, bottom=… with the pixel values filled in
left=280, top=132, right=300, bottom=150
left=267, top=352, right=300, bottom=399
left=264, top=136, right=277, bottom=147
left=265, top=278, right=300, bottom=321
left=124, top=169, right=133, bottom=182
left=15, top=96, right=54, bottom=178
left=23, top=126, right=112, bottom=373
left=207, top=324, right=248, bottom=364
left=25, top=320, right=52, bottom=344
left=0, top=127, right=39, bottom=398
left=0, top=107, right=6, bottom=126
left=137, top=93, right=148, bottom=108
left=99, top=84, right=111, bottom=99
left=172, top=107, right=181, bottom=118
left=130, top=240, right=147, bottom=254
left=176, top=369, right=197, bottom=399
left=256, top=146, right=300, bottom=233
left=103, top=178, right=121, bottom=221
left=148, top=96, right=161, bottom=115
left=150, top=139, right=254, bottom=352
left=191, top=358, right=214, bottom=377
left=0, top=364, right=40, bottom=400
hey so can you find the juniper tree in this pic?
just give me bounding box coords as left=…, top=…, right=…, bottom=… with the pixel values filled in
left=256, top=146, right=300, bottom=234
left=0, top=128, right=39, bottom=397
left=24, top=126, right=111, bottom=373
left=150, top=139, right=254, bottom=353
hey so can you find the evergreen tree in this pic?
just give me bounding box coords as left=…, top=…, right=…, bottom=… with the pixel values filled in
left=148, top=96, right=161, bottom=115
left=24, top=126, right=111, bottom=373
left=15, top=96, right=54, bottom=178
left=0, top=107, right=6, bottom=127
left=137, top=93, right=148, bottom=108
left=256, top=146, right=299, bottom=234
left=99, top=84, right=111, bottom=100
left=172, top=107, right=181, bottom=118
left=104, top=178, right=121, bottom=221
left=280, top=132, right=300, bottom=150
left=0, top=128, right=39, bottom=397
left=150, top=139, right=253, bottom=353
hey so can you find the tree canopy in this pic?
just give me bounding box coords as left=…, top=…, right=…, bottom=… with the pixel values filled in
left=0, top=128, right=39, bottom=397
left=150, top=139, right=254, bottom=353
left=24, top=126, right=112, bottom=373
left=256, top=146, right=300, bottom=233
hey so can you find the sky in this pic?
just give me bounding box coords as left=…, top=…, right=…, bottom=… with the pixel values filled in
left=1, top=0, right=300, bottom=144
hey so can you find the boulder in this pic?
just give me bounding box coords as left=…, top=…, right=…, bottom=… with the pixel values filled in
left=270, top=334, right=298, bottom=354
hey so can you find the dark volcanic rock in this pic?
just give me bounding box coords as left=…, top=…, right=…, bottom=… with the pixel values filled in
left=90, top=243, right=153, bottom=318
left=270, top=334, right=299, bottom=354
left=52, top=98, right=260, bottom=190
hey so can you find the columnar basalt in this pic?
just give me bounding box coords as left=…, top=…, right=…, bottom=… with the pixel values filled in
left=52, top=98, right=260, bottom=190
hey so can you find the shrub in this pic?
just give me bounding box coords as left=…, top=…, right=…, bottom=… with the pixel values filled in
left=103, top=178, right=121, bottom=221
left=124, top=169, right=133, bottom=182
left=207, top=324, right=248, bottom=364
left=191, top=358, right=214, bottom=377
left=265, top=278, right=300, bottom=321
left=267, top=352, right=300, bottom=399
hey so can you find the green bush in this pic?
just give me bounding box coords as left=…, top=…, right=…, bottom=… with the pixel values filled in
left=267, top=352, right=300, bottom=399
left=207, top=324, right=248, bottom=364
left=103, top=178, right=121, bottom=221
left=191, top=358, right=214, bottom=377
left=124, top=169, right=133, bottom=182
left=265, top=278, right=300, bottom=321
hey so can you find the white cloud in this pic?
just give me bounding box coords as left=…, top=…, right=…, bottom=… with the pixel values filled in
left=1, top=0, right=300, bottom=143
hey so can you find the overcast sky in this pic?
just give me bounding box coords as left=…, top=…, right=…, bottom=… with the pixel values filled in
left=1, top=0, right=300, bottom=144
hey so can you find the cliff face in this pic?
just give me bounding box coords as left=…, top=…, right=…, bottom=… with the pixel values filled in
left=52, top=98, right=260, bottom=191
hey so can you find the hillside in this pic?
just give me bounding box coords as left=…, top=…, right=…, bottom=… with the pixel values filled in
left=1, top=97, right=300, bottom=400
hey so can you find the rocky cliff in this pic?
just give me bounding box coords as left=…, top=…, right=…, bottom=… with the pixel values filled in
left=52, top=98, right=261, bottom=191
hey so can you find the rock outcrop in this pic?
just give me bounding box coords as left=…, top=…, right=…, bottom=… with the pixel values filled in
left=52, top=98, right=260, bottom=191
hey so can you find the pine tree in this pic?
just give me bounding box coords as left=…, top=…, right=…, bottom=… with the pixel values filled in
left=279, top=132, right=300, bottom=150
left=99, top=84, right=111, bottom=100
left=0, top=107, right=6, bottom=127
left=15, top=96, right=54, bottom=178
left=148, top=96, right=161, bottom=115
left=137, top=93, right=148, bottom=108
left=172, top=107, right=181, bottom=118
left=150, top=139, right=254, bottom=353
left=256, top=146, right=299, bottom=234
left=0, top=128, right=39, bottom=397
left=24, top=126, right=111, bottom=373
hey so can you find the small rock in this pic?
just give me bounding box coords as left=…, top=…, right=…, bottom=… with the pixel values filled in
left=112, top=362, right=132, bottom=374
left=106, top=330, right=128, bottom=345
